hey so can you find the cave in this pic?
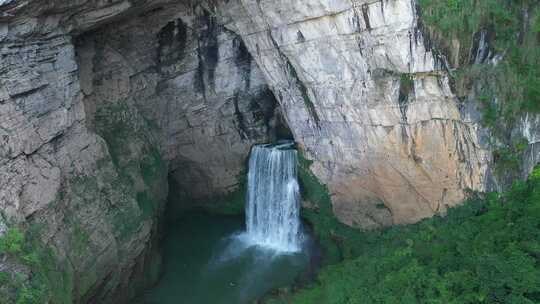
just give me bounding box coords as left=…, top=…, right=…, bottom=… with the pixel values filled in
left=74, top=2, right=291, bottom=211
left=71, top=3, right=309, bottom=303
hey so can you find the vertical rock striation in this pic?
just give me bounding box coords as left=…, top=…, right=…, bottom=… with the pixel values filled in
left=76, top=2, right=282, bottom=204
left=1, top=0, right=539, bottom=302
left=0, top=1, right=169, bottom=302
left=216, top=0, right=492, bottom=228
left=0, top=0, right=279, bottom=302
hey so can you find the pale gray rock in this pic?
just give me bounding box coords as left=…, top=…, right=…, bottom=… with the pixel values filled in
left=75, top=2, right=280, bottom=202
left=1, top=0, right=539, bottom=302
left=216, top=0, right=493, bottom=228
left=0, top=0, right=278, bottom=302
left=20, top=153, right=61, bottom=218
left=0, top=23, right=7, bottom=41
left=519, top=113, right=540, bottom=180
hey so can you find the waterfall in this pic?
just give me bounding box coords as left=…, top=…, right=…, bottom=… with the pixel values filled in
left=244, top=141, right=302, bottom=252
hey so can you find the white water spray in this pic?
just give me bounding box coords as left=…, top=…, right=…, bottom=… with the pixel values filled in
left=244, top=141, right=302, bottom=252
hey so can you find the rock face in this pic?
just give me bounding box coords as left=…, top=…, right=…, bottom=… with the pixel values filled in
left=1, top=0, right=540, bottom=302
left=216, top=0, right=494, bottom=228
left=0, top=1, right=167, bottom=302
left=75, top=2, right=282, bottom=203
left=0, top=0, right=278, bottom=302
left=520, top=114, right=540, bottom=180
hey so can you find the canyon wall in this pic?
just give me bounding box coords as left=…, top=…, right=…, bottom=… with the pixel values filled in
left=1, top=0, right=540, bottom=302
left=215, top=0, right=539, bottom=228
left=75, top=2, right=282, bottom=203
left=0, top=0, right=277, bottom=302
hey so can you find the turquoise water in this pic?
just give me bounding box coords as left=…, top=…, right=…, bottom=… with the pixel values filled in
left=139, top=212, right=314, bottom=304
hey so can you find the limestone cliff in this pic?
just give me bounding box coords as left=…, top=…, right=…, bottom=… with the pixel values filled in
left=214, top=0, right=492, bottom=228
left=75, top=2, right=282, bottom=203
left=1, top=0, right=539, bottom=303
left=0, top=0, right=278, bottom=302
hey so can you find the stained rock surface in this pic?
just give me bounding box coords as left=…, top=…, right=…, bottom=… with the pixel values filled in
left=1, top=0, right=540, bottom=302
left=0, top=0, right=277, bottom=302
left=76, top=2, right=281, bottom=202
left=217, top=0, right=495, bottom=228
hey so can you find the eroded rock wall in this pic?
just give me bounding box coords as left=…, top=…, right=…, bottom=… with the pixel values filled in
left=0, top=0, right=279, bottom=302
left=2, top=0, right=539, bottom=302
left=0, top=1, right=169, bottom=302
left=76, top=2, right=282, bottom=203
left=216, top=0, right=493, bottom=228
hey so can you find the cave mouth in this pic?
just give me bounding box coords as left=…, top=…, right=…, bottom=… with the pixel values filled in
left=71, top=2, right=303, bottom=301
left=137, top=142, right=319, bottom=304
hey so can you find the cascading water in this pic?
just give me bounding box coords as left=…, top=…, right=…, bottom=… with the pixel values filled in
left=141, top=141, right=316, bottom=304
left=244, top=141, right=303, bottom=252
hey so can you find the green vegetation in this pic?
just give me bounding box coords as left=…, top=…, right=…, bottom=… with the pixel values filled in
left=297, top=153, right=366, bottom=265
left=418, top=0, right=540, bottom=121
left=0, top=228, right=24, bottom=256
left=399, top=73, right=414, bottom=103
left=141, top=147, right=166, bottom=188
left=418, top=0, right=540, bottom=179
left=0, top=100, right=170, bottom=304
left=0, top=225, right=73, bottom=304
left=270, top=166, right=540, bottom=304
left=95, top=101, right=168, bottom=230
left=493, top=136, right=529, bottom=178
left=419, top=0, right=522, bottom=47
